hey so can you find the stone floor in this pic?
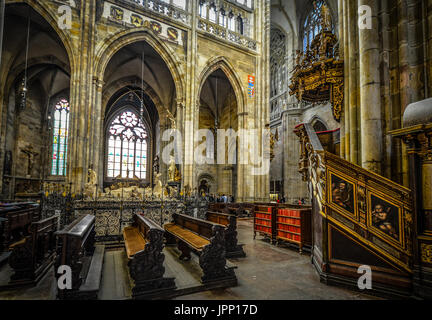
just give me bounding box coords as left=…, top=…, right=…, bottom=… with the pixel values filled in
left=0, top=218, right=378, bottom=300
left=174, top=218, right=377, bottom=300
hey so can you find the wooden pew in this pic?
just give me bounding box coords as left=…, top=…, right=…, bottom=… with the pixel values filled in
left=55, top=214, right=105, bottom=300
left=209, top=203, right=251, bottom=217
left=205, top=211, right=246, bottom=258
left=164, top=213, right=237, bottom=285
left=209, top=203, right=226, bottom=213
left=240, top=203, right=255, bottom=217
left=7, top=215, right=58, bottom=287
left=0, top=202, right=40, bottom=253
left=123, top=213, right=176, bottom=300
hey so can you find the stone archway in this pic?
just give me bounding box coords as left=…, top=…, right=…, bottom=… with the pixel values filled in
left=94, top=29, right=185, bottom=105
left=196, top=57, right=244, bottom=199
left=196, top=56, right=245, bottom=116
left=197, top=173, right=216, bottom=195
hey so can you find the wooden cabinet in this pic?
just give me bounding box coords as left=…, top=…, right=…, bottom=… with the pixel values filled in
left=276, top=207, right=312, bottom=253
left=253, top=205, right=276, bottom=243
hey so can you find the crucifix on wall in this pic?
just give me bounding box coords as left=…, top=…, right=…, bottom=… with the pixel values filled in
left=21, top=144, right=39, bottom=177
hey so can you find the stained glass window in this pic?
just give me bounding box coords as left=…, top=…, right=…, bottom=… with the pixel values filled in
left=106, top=110, right=148, bottom=179
left=51, top=99, right=70, bottom=176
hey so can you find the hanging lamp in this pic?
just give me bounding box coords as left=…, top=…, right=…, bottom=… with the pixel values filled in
left=20, top=7, right=31, bottom=111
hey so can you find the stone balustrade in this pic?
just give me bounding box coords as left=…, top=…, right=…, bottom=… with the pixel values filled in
left=197, top=18, right=257, bottom=51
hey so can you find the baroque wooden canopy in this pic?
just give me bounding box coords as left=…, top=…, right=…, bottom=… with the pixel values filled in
left=289, top=6, right=344, bottom=122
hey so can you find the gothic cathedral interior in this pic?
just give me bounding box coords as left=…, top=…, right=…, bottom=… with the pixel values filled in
left=0, top=0, right=431, bottom=303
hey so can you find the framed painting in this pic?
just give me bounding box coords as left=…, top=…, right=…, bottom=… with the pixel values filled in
left=368, top=193, right=403, bottom=246
left=329, top=172, right=356, bottom=219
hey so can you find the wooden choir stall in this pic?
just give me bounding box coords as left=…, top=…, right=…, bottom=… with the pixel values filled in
left=123, top=213, right=176, bottom=300
left=55, top=214, right=105, bottom=300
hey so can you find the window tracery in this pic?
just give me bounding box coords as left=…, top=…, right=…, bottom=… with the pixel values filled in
left=106, top=110, right=149, bottom=179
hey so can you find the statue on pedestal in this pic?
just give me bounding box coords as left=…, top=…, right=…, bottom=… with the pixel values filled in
left=153, top=172, right=163, bottom=197
left=168, top=155, right=176, bottom=182
left=83, top=166, right=97, bottom=199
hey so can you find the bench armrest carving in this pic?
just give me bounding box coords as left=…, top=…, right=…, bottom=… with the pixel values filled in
left=199, top=225, right=234, bottom=283
left=129, top=228, right=165, bottom=281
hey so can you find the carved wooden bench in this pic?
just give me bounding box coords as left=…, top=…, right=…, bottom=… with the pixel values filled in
left=164, top=213, right=237, bottom=285
left=7, top=215, right=58, bottom=287
left=205, top=211, right=246, bottom=258
left=0, top=202, right=40, bottom=254
left=123, top=213, right=176, bottom=299
left=55, top=214, right=104, bottom=300
left=209, top=203, right=250, bottom=217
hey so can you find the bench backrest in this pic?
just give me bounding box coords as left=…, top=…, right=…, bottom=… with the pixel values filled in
left=172, top=213, right=223, bottom=240
left=8, top=215, right=59, bottom=271
left=209, top=203, right=226, bottom=211
left=205, top=211, right=234, bottom=227
left=134, top=213, right=164, bottom=241
left=56, top=214, right=96, bottom=265
left=0, top=203, right=39, bottom=248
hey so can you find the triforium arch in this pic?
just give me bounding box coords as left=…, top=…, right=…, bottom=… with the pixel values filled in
left=94, top=29, right=185, bottom=105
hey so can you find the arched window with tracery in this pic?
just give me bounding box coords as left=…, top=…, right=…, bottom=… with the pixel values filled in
left=51, top=98, right=70, bottom=176
left=270, top=27, right=286, bottom=98
left=106, top=110, right=149, bottom=180
left=303, top=0, right=333, bottom=51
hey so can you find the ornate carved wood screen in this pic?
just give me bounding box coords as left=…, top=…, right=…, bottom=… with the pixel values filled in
left=295, top=123, right=414, bottom=296
left=289, top=5, right=344, bottom=122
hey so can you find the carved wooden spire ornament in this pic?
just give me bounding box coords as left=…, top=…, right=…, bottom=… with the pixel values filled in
left=289, top=5, right=344, bottom=122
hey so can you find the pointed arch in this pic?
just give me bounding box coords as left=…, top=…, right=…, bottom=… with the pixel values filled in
left=196, top=56, right=246, bottom=115
left=94, top=29, right=185, bottom=104
left=101, top=76, right=167, bottom=127
left=4, top=0, right=75, bottom=71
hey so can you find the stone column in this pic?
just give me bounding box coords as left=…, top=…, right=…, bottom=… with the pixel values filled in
left=176, top=100, right=185, bottom=189
left=358, top=0, right=383, bottom=174
left=92, top=77, right=104, bottom=188
left=68, top=0, right=97, bottom=193
left=348, top=0, right=360, bottom=165
left=254, top=0, right=271, bottom=202
left=398, top=0, right=426, bottom=186
left=182, top=0, right=197, bottom=191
